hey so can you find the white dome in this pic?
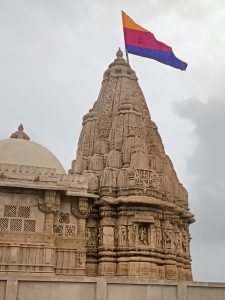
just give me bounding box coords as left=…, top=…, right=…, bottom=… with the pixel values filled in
left=0, top=138, right=66, bottom=174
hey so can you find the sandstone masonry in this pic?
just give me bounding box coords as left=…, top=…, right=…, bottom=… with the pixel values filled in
left=0, top=50, right=194, bottom=280
left=72, top=49, right=195, bottom=280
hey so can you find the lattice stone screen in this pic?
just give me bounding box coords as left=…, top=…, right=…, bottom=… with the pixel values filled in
left=53, top=213, right=76, bottom=237
left=0, top=205, right=36, bottom=232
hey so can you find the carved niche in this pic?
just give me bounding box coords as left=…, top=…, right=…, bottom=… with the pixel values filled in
left=133, top=223, right=149, bottom=246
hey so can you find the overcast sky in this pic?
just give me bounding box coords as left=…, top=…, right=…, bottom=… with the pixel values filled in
left=0, top=0, right=225, bottom=282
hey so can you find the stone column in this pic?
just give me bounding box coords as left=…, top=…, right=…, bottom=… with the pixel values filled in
left=98, top=205, right=117, bottom=276
left=78, top=218, right=86, bottom=236
left=36, top=190, right=60, bottom=274
left=38, top=190, right=60, bottom=233
left=71, top=197, right=91, bottom=276
left=71, top=197, right=91, bottom=237
left=77, top=197, right=90, bottom=236
left=44, top=213, right=54, bottom=233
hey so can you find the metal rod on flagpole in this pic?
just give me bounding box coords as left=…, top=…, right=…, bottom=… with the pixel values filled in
left=125, top=48, right=130, bottom=64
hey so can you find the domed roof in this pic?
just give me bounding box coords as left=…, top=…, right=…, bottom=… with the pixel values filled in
left=0, top=133, right=66, bottom=175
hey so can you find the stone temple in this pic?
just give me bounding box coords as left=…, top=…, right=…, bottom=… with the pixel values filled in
left=0, top=49, right=194, bottom=281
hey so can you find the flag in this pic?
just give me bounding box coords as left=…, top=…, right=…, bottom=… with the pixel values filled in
left=122, top=11, right=188, bottom=71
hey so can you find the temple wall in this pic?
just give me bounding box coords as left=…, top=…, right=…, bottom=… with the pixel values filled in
left=0, top=190, right=45, bottom=233
left=0, top=276, right=225, bottom=300
left=0, top=187, right=92, bottom=276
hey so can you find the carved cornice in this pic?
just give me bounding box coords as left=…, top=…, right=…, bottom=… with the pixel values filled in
left=0, top=163, right=89, bottom=190
left=99, top=206, right=116, bottom=218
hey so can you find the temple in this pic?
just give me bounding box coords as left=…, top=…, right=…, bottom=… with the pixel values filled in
left=0, top=49, right=194, bottom=280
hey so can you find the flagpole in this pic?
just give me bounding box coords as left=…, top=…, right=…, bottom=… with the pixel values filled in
left=125, top=48, right=130, bottom=64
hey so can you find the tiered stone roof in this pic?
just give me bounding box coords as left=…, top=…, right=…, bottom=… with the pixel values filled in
left=73, top=49, right=194, bottom=280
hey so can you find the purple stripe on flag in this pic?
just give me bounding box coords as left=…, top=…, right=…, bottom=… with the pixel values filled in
left=126, top=45, right=187, bottom=70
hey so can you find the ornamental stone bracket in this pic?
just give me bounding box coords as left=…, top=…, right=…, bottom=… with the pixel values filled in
left=38, top=190, right=60, bottom=214
left=71, top=197, right=91, bottom=219
left=72, top=197, right=92, bottom=237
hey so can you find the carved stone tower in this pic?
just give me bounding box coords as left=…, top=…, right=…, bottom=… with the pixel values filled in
left=72, top=49, right=194, bottom=280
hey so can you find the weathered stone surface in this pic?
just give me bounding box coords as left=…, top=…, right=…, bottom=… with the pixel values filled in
left=0, top=50, right=194, bottom=281
left=0, top=127, right=96, bottom=276
left=73, top=49, right=195, bottom=280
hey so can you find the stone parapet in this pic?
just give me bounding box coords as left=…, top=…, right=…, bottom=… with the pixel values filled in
left=0, top=275, right=225, bottom=300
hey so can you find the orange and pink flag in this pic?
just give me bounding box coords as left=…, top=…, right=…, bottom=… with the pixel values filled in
left=122, top=11, right=187, bottom=70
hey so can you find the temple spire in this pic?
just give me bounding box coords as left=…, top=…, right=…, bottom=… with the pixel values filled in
left=72, top=51, right=194, bottom=280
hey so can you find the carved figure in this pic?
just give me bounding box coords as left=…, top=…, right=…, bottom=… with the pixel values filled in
left=133, top=224, right=139, bottom=243
left=164, top=230, right=172, bottom=250
left=98, top=227, right=103, bottom=246
left=139, top=224, right=148, bottom=245
left=119, top=225, right=127, bottom=245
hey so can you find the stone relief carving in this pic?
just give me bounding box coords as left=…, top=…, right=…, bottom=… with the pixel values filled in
left=174, top=226, right=182, bottom=254
left=181, top=227, right=189, bottom=254
left=0, top=163, right=56, bottom=182
left=78, top=198, right=91, bottom=218
left=38, top=191, right=60, bottom=214
left=155, top=225, right=163, bottom=249
left=133, top=169, right=160, bottom=189
left=118, top=225, right=127, bottom=246
left=139, top=224, right=148, bottom=245
left=57, top=174, right=88, bottom=189
left=87, top=227, right=97, bottom=247
left=98, top=227, right=103, bottom=246
left=163, top=220, right=174, bottom=251
left=71, top=198, right=91, bottom=219
left=77, top=251, right=86, bottom=268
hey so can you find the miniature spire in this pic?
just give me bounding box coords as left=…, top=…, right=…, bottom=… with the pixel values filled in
left=10, top=124, right=30, bottom=140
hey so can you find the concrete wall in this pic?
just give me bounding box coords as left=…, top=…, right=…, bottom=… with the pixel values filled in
left=0, top=275, right=224, bottom=300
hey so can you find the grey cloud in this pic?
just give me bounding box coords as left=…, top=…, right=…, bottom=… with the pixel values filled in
left=174, top=97, right=225, bottom=179
left=1, top=0, right=225, bottom=282
left=173, top=97, right=225, bottom=281
left=94, top=0, right=219, bottom=22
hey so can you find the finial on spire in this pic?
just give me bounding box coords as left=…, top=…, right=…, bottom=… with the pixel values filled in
left=113, top=47, right=127, bottom=65
left=116, top=48, right=123, bottom=59
left=108, top=47, right=130, bottom=69
left=115, top=47, right=129, bottom=65
left=18, top=124, right=24, bottom=132
left=10, top=124, right=30, bottom=140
